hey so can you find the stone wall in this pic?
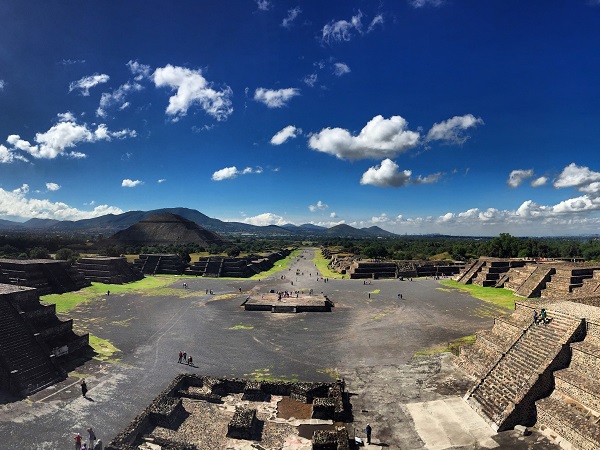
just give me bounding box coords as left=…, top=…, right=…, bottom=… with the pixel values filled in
left=75, top=257, right=143, bottom=284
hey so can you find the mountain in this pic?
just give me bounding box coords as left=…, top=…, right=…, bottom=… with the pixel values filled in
left=22, top=218, right=61, bottom=229
left=361, top=226, right=398, bottom=238
left=0, top=219, right=23, bottom=229
left=323, top=224, right=372, bottom=238
left=299, top=223, right=327, bottom=231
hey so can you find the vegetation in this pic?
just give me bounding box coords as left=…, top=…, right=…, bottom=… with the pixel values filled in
left=414, top=334, right=476, bottom=356
left=439, top=280, right=517, bottom=310
left=313, top=251, right=344, bottom=279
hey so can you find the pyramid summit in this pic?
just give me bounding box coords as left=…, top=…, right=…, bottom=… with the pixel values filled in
left=105, top=213, right=230, bottom=247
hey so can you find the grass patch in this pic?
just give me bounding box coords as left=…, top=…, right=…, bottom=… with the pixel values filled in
left=244, top=368, right=298, bottom=382
left=414, top=334, right=476, bottom=356
left=439, top=280, right=516, bottom=310
left=229, top=325, right=254, bottom=330
left=89, top=334, right=121, bottom=362
left=316, top=368, right=339, bottom=380
left=246, top=249, right=302, bottom=280
left=313, top=251, right=344, bottom=279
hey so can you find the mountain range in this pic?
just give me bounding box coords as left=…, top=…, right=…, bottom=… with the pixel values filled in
left=0, top=207, right=398, bottom=238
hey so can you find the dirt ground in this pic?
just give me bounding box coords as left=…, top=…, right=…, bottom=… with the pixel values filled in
left=0, top=248, right=563, bottom=449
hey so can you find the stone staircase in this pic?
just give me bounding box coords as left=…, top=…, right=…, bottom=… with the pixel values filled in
left=571, top=272, right=600, bottom=297
left=473, top=261, right=511, bottom=287
left=542, top=268, right=597, bottom=299
left=75, top=257, right=143, bottom=284
left=456, top=259, right=485, bottom=284
left=464, top=306, right=584, bottom=431
left=0, top=296, right=64, bottom=396
left=514, top=266, right=554, bottom=298
left=504, top=264, right=537, bottom=292
left=536, top=333, right=600, bottom=450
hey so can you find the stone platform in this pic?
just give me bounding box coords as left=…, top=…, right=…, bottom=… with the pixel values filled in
left=242, top=293, right=333, bottom=313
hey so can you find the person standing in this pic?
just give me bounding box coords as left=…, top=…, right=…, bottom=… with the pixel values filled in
left=182, top=352, right=187, bottom=364
left=366, top=424, right=372, bottom=445
left=74, top=433, right=82, bottom=450
left=178, top=351, right=183, bottom=363
left=81, top=380, right=88, bottom=397
left=87, top=427, right=96, bottom=449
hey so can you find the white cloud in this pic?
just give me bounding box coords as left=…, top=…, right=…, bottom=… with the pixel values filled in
left=69, top=73, right=110, bottom=96
left=0, top=80, right=4, bottom=90
left=0, top=184, right=123, bottom=221
left=0, top=144, right=27, bottom=164
left=322, top=10, right=363, bottom=44
left=46, top=182, right=60, bottom=191
left=256, top=0, right=270, bottom=10
left=127, top=60, right=151, bottom=81
left=153, top=64, right=233, bottom=121
left=360, top=159, right=412, bottom=187
left=333, top=63, right=351, bottom=76
left=6, top=113, right=136, bottom=159
left=60, top=59, right=85, bottom=65
left=371, top=213, right=390, bottom=224
left=282, top=6, right=302, bottom=28
left=368, top=14, right=384, bottom=32
left=330, top=212, right=337, bottom=218
left=507, top=169, right=534, bottom=188
left=270, top=125, right=302, bottom=145
left=242, top=212, right=287, bottom=226
left=254, top=87, right=300, bottom=108
left=158, top=179, right=166, bottom=183
left=554, top=163, right=600, bottom=194
left=122, top=179, right=143, bottom=187
left=531, top=176, right=548, bottom=187
left=303, top=74, right=318, bottom=87
left=309, top=115, right=420, bottom=160
left=426, top=114, right=484, bottom=144
left=409, top=0, right=446, bottom=7
left=309, top=200, right=328, bottom=212
left=97, top=82, right=143, bottom=117
left=211, top=166, right=262, bottom=181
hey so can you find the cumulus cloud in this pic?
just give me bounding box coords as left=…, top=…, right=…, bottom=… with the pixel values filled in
left=6, top=113, right=135, bottom=160
left=69, top=73, right=110, bottom=96
left=46, top=182, right=60, bottom=191
left=270, top=125, right=302, bottom=145
left=531, top=176, right=548, bottom=187
left=330, top=212, right=337, bottom=218
left=241, top=212, right=287, bottom=226
left=211, top=166, right=262, bottom=181
left=282, top=6, right=302, bottom=27
left=333, top=63, right=351, bottom=76
left=507, top=169, right=534, bottom=188
left=309, top=115, right=420, bottom=160
left=97, top=81, right=143, bottom=117
left=127, top=60, right=151, bottom=81
left=426, top=114, right=484, bottom=144
left=153, top=64, right=233, bottom=121
left=0, top=184, right=123, bottom=221
left=309, top=200, right=328, bottom=212
left=0, top=144, right=27, bottom=163
left=409, top=0, right=446, bottom=7
left=360, top=159, right=443, bottom=188
left=554, top=163, right=600, bottom=194
left=254, top=87, right=300, bottom=108
left=303, top=74, right=318, bottom=87
left=322, top=10, right=363, bottom=43
left=122, top=179, right=143, bottom=187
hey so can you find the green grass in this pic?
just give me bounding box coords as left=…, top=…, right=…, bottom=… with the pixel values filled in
left=89, top=334, right=121, bottom=362
left=439, top=280, right=517, bottom=310
left=414, top=334, right=476, bottom=356
left=313, top=251, right=344, bottom=279
left=246, top=249, right=302, bottom=280
left=229, top=324, right=254, bottom=330
left=243, top=368, right=298, bottom=382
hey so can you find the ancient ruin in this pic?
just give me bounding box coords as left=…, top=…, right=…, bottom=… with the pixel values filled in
left=104, top=213, right=230, bottom=247
left=106, top=374, right=351, bottom=450
left=0, top=284, right=90, bottom=396
left=75, top=256, right=143, bottom=284
left=133, top=254, right=187, bottom=275
left=186, top=250, right=291, bottom=278
left=242, top=292, right=333, bottom=313
left=0, top=258, right=90, bottom=295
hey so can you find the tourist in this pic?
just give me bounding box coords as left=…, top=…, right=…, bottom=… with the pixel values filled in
left=81, top=443, right=87, bottom=450
left=74, top=432, right=82, bottom=450
left=182, top=352, right=187, bottom=363
left=87, top=428, right=96, bottom=449
left=366, top=424, right=372, bottom=444
left=541, top=308, right=548, bottom=325
left=81, top=380, right=88, bottom=398
left=188, top=355, right=193, bottom=366
left=178, top=351, right=183, bottom=363
left=106, top=290, right=110, bottom=296
left=533, top=310, right=539, bottom=325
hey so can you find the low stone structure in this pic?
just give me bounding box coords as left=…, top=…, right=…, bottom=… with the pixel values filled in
left=133, top=254, right=187, bottom=275
left=75, top=256, right=143, bottom=284
left=0, top=284, right=90, bottom=396
left=185, top=250, right=291, bottom=278
left=106, top=374, right=351, bottom=450
left=243, top=292, right=333, bottom=313
left=0, top=258, right=90, bottom=295
left=457, top=298, right=600, bottom=449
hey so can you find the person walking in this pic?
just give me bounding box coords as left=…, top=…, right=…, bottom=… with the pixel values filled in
left=178, top=351, right=183, bottom=363
left=81, top=380, right=88, bottom=398
left=366, top=424, right=372, bottom=444
left=182, top=352, right=187, bottom=364
left=87, top=427, right=96, bottom=449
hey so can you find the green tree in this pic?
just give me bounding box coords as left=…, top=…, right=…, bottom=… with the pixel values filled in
left=29, top=247, right=50, bottom=259
left=55, top=248, right=79, bottom=263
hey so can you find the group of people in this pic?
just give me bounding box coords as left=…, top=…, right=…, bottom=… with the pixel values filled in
left=277, top=290, right=299, bottom=300
left=533, top=308, right=550, bottom=326
left=74, top=427, right=98, bottom=450
left=178, top=351, right=194, bottom=366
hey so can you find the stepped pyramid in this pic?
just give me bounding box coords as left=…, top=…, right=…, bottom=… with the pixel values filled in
left=105, top=213, right=230, bottom=247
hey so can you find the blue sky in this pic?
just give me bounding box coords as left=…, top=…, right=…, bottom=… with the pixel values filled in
left=1, top=0, right=600, bottom=236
